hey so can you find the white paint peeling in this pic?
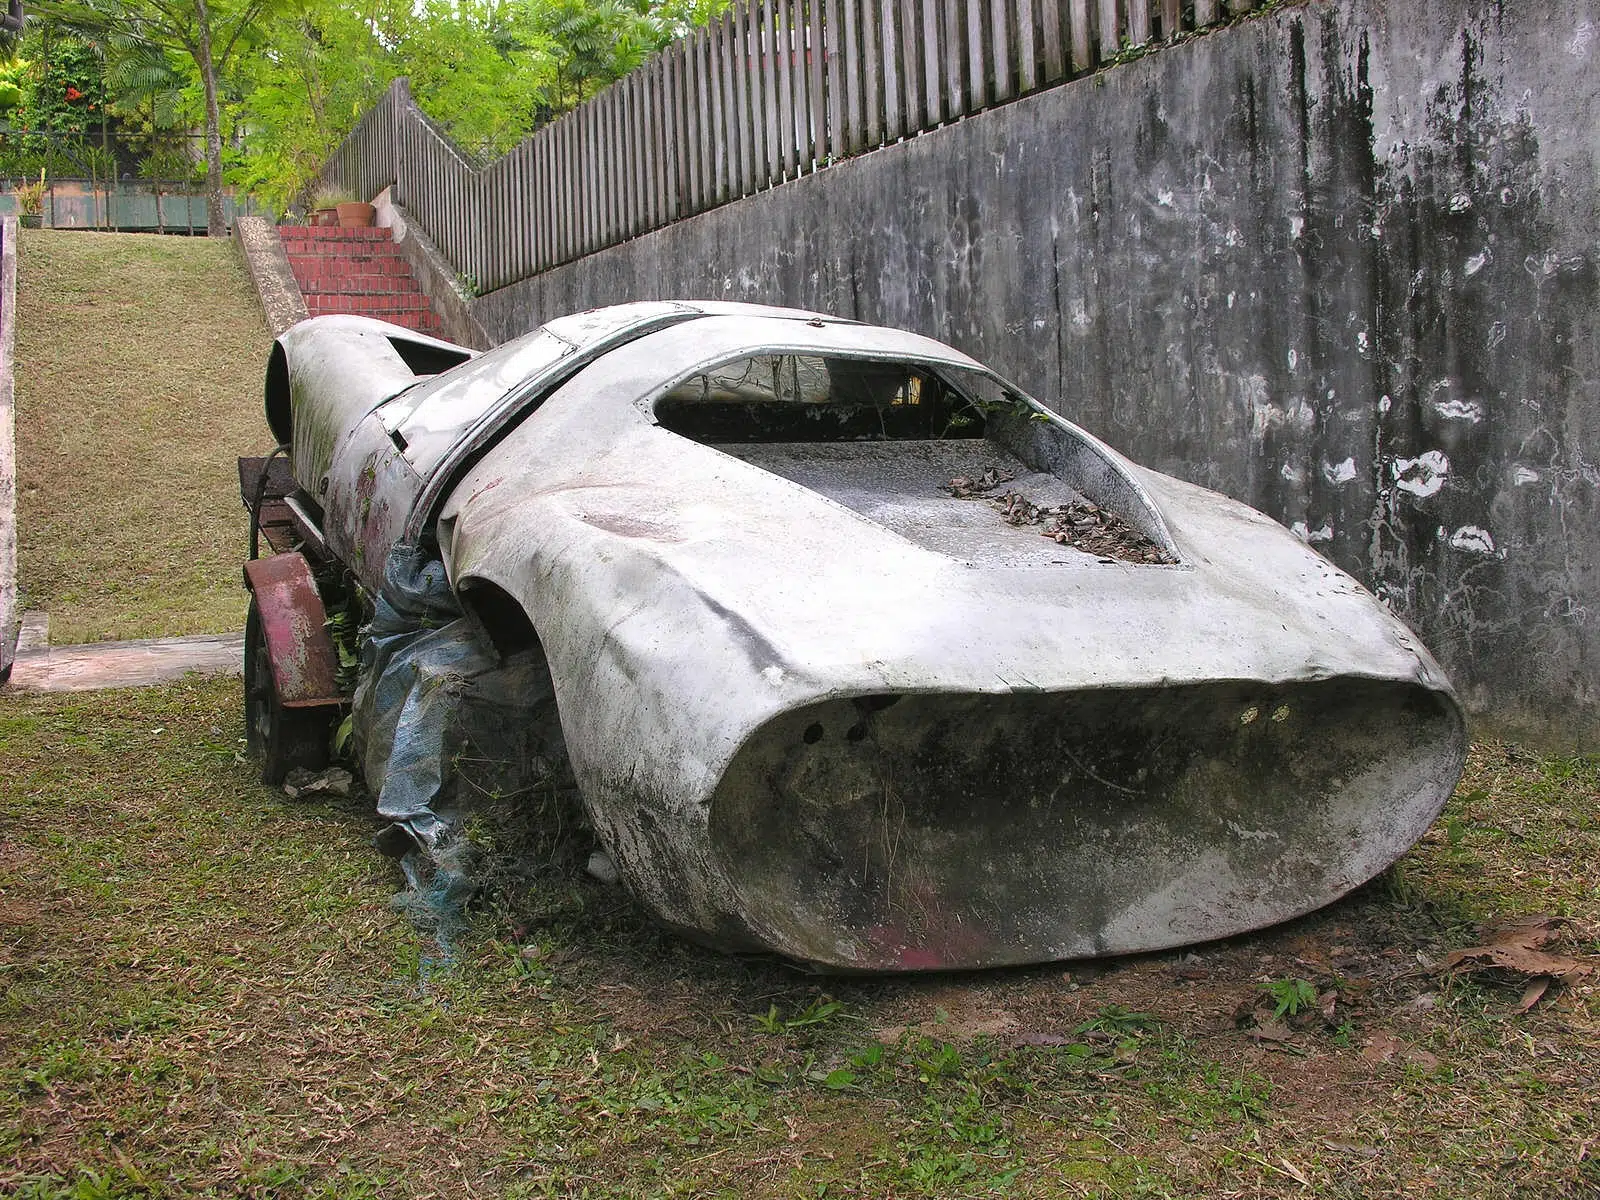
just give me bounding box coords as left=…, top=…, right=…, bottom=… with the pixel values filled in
left=1323, top=457, right=1359, bottom=485
left=1378, top=394, right=1392, bottom=414
left=1287, top=348, right=1298, bottom=372
left=1226, top=292, right=1236, bottom=309
left=1281, top=462, right=1306, bottom=484
left=1513, top=466, right=1541, bottom=486
left=1448, top=526, right=1499, bottom=556
left=1226, top=821, right=1279, bottom=842
left=1289, top=214, right=1305, bottom=239
left=1157, top=189, right=1174, bottom=206
left=1464, top=249, right=1490, bottom=276
left=1449, top=192, right=1472, bottom=213
left=1488, top=321, right=1507, bottom=351
left=1252, top=394, right=1315, bottom=442
left=1224, top=227, right=1243, bottom=247
left=1357, top=330, right=1370, bottom=353
left=1392, top=450, right=1451, bottom=498
left=1432, top=397, right=1483, bottom=422
left=1031, top=317, right=1047, bottom=330
left=1290, top=520, right=1334, bottom=544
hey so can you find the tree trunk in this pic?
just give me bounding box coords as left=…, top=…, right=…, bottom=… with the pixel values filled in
left=195, top=0, right=227, bottom=238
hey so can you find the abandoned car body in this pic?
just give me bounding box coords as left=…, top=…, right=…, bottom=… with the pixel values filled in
left=243, top=302, right=1467, bottom=971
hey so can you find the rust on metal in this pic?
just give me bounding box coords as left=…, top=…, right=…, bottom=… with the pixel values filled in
left=241, top=553, right=345, bottom=708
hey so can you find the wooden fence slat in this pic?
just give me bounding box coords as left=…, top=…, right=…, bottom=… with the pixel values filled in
left=843, top=0, right=865, bottom=151
left=880, top=0, right=901, bottom=140
left=731, top=5, right=754, bottom=196
left=789, top=0, right=810, bottom=174
left=686, top=39, right=705, bottom=213
left=1017, top=0, right=1039, bottom=91
left=655, top=56, right=673, bottom=224
left=665, top=48, right=683, bottom=218
left=1097, top=0, right=1119, bottom=59
left=898, top=0, right=921, bottom=132
left=707, top=23, right=727, bottom=200
left=966, top=1, right=986, bottom=110
left=775, top=0, right=797, bottom=178
left=921, top=0, right=943, bottom=125
left=1069, top=0, right=1093, bottom=70
left=807, top=0, right=827, bottom=168
left=542, top=124, right=557, bottom=268
left=606, top=87, right=622, bottom=240
left=699, top=31, right=716, bottom=208
left=761, top=4, right=781, bottom=183
left=824, top=0, right=845, bottom=162
left=711, top=16, right=731, bottom=199
left=862, top=0, right=882, bottom=147
left=1128, top=0, right=1151, bottom=46
left=1160, top=0, right=1180, bottom=39
left=619, top=76, right=635, bottom=238
left=940, top=0, right=963, bottom=119
left=990, top=0, right=1013, bottom=102
left=1040, top=0, right=1065, bottom=80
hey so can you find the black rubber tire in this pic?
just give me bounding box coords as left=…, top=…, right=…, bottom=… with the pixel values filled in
left=244, top=597, right=332, bottom=785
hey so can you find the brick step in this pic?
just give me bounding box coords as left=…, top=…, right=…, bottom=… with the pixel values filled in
left=296, top=275, right=425, bottom=296
left=302, top=306, right=442, bottom=333
left=286, top=255, right=412, bottom=278
left=385, top=312, right=442, bottom=332
left=305, top=294, right=434, bottom=316
left=278, top=224, right=393, bottom=242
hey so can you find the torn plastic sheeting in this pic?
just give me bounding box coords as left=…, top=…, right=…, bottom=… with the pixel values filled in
left=352, top=543, right=553, bottom=858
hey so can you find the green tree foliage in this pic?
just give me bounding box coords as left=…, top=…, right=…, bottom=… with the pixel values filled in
left=32, top=0, right=282, bottom=235
left=238, top=0, right=728, bottom=214
left=16, top=0, right=731, bottom=221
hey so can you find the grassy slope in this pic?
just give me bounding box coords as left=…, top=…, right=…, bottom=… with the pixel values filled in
left=0, top=680, right=1596, bottom=1199
left=12, top=229, right=271, bottom=644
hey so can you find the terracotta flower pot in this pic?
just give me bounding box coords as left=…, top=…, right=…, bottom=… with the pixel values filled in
left=313, top=207, right=339, bottom=227
left=336, top=201, right=376, bottom=228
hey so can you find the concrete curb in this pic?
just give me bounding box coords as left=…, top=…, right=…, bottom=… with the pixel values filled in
left=6, top=631, right=244, bottom=693
left=0, top=215, right=18, bottom=684
left=233, top=214, right=310, bottom=337
left=373, top=191, right=493, bottom=349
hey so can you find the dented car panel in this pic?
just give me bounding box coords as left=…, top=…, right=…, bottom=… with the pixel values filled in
left=265, top=305, right=1467, bottom=971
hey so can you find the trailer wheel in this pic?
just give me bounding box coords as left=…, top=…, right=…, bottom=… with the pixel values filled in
left=245, top=596, right=330, bottom=785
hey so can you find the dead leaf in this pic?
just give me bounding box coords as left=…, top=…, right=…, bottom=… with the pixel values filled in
left=1248, top=1020, right=1293, bottom=1044
left=1318, top=989, right=1338, bottom=1023
left=1515, top=976, right=1552, bottom=1013
left=1013, top=1031, right=1071, bottom=1047
left=1361, top=1031, right=1403, bottom=1064
left=1439, top=914, right=1597, bottom=987
left=1278, top=1157, right=1312, bottom=1186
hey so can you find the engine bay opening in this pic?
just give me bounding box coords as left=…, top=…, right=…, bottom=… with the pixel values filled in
left=656, top=355, right=988, bottom=443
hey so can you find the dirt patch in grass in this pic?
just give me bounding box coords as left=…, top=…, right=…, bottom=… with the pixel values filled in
left=11, top=229, right=272, bottom=644
left=2, top=684, right=1596, bottom=1198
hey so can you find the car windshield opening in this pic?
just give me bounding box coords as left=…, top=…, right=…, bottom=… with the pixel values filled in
left=655, top=355, right=989, bottom=443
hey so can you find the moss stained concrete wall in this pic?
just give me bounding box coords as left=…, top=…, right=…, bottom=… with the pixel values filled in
left=473, top=0, right=1600, bottom=749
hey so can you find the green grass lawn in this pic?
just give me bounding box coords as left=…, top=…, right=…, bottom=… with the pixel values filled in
left=11, top=228, right=271, bottom=645
left=1, top=679, right=1595, bottom=1198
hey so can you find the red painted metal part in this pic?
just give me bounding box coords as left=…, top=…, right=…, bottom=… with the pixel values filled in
left=242, top=553, right=345, bottom=708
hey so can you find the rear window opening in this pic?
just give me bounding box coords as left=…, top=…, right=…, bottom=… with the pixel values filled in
left=656, top=355, right=987, bottom=442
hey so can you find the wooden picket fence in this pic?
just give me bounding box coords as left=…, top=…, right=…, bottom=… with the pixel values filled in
left=324, top=0, right=1261, bottom=294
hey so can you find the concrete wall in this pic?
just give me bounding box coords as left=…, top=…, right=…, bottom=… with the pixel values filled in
left=472, top=0, right=1600, bottom=749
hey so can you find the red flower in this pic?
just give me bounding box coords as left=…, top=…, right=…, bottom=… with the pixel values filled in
left=64, top=85, right=82, bottom=101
